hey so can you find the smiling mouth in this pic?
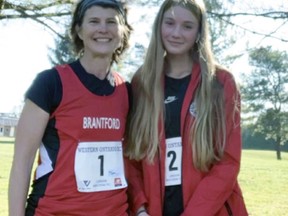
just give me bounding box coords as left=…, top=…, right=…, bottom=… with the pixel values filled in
left=168, top=41, right=183, bottom=45
left=95, top=38, right=111, bottom=42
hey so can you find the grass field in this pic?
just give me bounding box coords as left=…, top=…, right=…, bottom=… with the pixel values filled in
left=0, top=140, right=287, bottom=215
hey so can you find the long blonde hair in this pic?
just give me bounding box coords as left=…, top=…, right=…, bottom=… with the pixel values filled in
left=125, top=0, right=229, bottom=171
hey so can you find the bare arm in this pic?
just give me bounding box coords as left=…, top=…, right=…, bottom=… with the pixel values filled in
left=8, top=99, right=49, bottom=216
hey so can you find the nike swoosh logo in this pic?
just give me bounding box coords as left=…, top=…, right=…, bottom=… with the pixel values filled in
left=164, top=96, right=178, bottom=104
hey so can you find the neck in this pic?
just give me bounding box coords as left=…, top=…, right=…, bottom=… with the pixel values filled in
left=80, top=54, right=111, bottom=80
left=165, top=55, right=193, bottom=79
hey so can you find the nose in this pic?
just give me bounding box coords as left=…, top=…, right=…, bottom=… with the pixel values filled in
left=171, top=25, right=181, bottom=38
left=98, top=22, right=108, bottom=33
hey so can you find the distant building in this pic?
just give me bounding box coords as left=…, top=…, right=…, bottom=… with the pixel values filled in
left=0, top=113, right=19, bottom=137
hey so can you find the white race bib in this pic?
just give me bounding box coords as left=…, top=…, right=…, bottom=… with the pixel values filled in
left=165, top=137, right=182, bottom=186
left=75, top=141, right=127, bottom=192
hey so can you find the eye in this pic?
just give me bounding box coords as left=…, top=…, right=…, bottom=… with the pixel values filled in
left=184, top=25, right=193, bottom=29
left=164, top=20, right=174, bottom=26
left=89, top=19, right=99, bottom=24
left=107, top=19, right=118, bottom=24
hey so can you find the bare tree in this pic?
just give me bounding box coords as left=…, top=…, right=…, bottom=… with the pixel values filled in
left=1, top=0, right=287, bottom=42
left=1, top=0, right=287, bottom=73
left=0, top=1, right=74, bottom=39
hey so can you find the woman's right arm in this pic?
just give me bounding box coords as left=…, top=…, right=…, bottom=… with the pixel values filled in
left=8, top=99, right=50, bottom=216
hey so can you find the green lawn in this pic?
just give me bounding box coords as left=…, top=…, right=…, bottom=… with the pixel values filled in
left=0, top=143, right=14, bottom=216
left=0, top=141, right=287, bottom=215
left=238, top=150, right=288, bottom=215
left=0, top=137, right=14, bottom=144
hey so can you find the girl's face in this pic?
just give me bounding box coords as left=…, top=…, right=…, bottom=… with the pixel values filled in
left=77, top=6, right=123, bottom=58
left=161, top=5, right=199, bottom=57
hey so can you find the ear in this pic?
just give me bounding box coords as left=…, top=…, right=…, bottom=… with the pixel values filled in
left=76, top=24, right=83, bottom=40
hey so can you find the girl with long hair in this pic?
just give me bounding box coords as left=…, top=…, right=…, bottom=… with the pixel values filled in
left=125, top=0, right=248, bottom=215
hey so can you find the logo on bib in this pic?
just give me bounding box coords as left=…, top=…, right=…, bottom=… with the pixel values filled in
left=114, top=178, right=122, bottom=187
left=83, top=180, right=91, bottom=187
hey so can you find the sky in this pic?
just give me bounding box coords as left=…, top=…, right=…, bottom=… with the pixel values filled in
left=0, top=5, right=158, bottom=114
left=0, top=20, right=54, bottom=114
left=0, top=1, right=287, bottom=114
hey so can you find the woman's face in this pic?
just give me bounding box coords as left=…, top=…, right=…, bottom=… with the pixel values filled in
left=77, top=6, right=123, bottom=58
left=161, top=5, right=199, bottom=57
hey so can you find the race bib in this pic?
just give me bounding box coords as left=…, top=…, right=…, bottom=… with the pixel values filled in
left=75, top=141, right=127, bottom=192
left=165, top=137, right=182, bottom=186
